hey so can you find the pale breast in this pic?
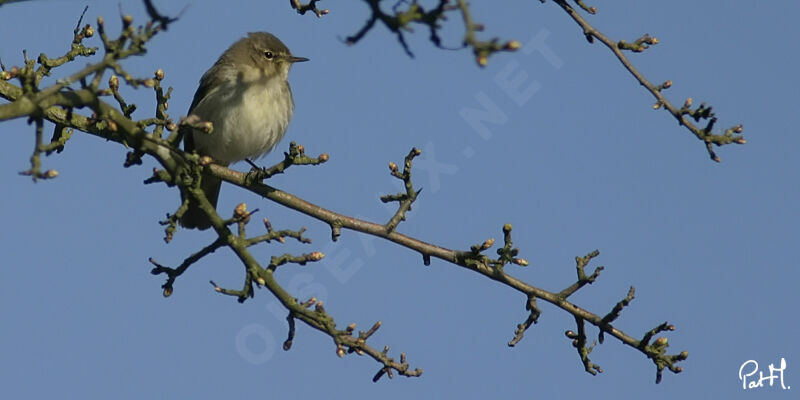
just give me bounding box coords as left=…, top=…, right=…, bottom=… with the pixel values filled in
left=190, top=66, right=295, bottom=165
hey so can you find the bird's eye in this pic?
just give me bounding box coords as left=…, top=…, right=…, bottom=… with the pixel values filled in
left=264, top=51, right=274, bottom=60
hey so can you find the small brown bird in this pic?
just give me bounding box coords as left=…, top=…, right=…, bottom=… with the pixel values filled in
left=181, top=32, right=308, bottom=230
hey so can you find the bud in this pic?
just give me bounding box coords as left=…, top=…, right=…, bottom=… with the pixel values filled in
left=503, top=223, right=512, bottom=234
left=109, top=75, right=119, bottom=90
left=142, top=79, right=155, bottom=88
left=234, top=203, right=248, bottom=218
left=388, top=162, right=398, bottom=172
left=346, top=323, right=356, bottom=332
left=477, top=55, right=488, bottom=67
left=654, top=337, right=668, bottom=346
left=481, top=238, right=495, bottom=250
left=84, top=25, right=95, bottom=37
left=107, top=120, right=118, bottom=132
left=97, top=16, right=104, bottom=26
left=653, top=102, right=662, bottom=110
left=255, top=276, right=266, bottom=286
left=683, top=97, right=693, bottom=108
left=319, top=153, right=329, bottom=162
left=308, top=252, right=325, bottom=261
left=44, top=169, right=59, bottom=179
left=504, top=40, right=521, bottom=51
left=663, top=80, right=672, bottom=89
left=166, top=122, right=177, bottom=131
left=513, top=258, right=529, bottom=266
left=679, top=350, right=689, bottom=359
left=734, top=124, right=743, bottom=133
left=412, top=148, right=421, bottom=156
left=199, top=155, right=213, bottom=166
left=163, top=286, right=173, bottom=297
left=122, top=15, right=133, bottom=26
left=202, top=121, right=213, bottom=133
left=336, top=347, right=345, bottom=358
left=154, top=68, right=165, bottom=81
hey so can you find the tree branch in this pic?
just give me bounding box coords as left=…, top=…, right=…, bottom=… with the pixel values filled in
left=548, top=0, right=745, bottom=161
left=0, top=0, right=724, bottom=383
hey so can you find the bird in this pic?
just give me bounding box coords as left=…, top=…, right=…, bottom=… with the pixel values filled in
left=180, top=32, right=308, bottom=230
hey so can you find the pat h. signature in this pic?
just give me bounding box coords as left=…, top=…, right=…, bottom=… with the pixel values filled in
left=739, top=358, right=790, bottom=390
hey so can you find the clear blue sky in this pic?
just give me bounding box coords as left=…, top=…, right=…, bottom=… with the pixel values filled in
left=2, top=1, right=797, bottom=398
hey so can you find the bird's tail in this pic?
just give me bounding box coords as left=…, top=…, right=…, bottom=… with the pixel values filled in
left=179, top=174, right=222, bottom=230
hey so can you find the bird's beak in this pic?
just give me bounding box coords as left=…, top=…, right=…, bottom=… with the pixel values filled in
left=289, top=56, right=309, bottom=63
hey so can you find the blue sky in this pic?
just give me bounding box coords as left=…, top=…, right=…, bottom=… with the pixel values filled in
left=1, top=1, right=798, bottom=398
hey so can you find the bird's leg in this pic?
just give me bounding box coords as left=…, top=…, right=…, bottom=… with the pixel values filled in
left=244, top=158, right=266, bottom=185
left=245, top=158, right=261, bottom=171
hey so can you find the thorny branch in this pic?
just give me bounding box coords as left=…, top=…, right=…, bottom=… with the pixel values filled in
left=290, top=0, right=329, bottom=18
left=192, top=161, right=688, bottom=383
left=547, top=0, right=744, bottom=161
left=339, top=0, right=519, bottom=62
left=381, top=147, right=422, bottom=233
left=0, top=0, right=749, bottom=384
left=321, top=0, right=744, bottom=160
